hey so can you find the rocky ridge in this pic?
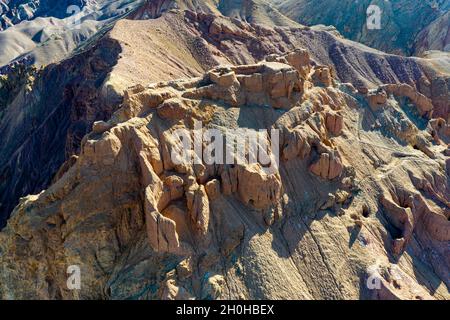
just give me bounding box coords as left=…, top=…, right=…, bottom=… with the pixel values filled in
left=0, top=42, right=448, bottom=299
left=0, top=0, right=85, bottom=31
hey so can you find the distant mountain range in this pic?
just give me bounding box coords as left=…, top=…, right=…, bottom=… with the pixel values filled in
left=0, top=0, right=449, bottom=301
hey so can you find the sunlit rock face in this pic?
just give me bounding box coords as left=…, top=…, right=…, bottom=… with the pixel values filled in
left=0, top=5, right=448, bottom=301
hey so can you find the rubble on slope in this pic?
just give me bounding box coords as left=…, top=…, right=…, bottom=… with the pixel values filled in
left=0, top=46, right=448, bottom=300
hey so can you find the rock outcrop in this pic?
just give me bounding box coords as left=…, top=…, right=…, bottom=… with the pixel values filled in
left=272, top=0, right=450, bottom=56
left=0, top=8, right=448, bottom=301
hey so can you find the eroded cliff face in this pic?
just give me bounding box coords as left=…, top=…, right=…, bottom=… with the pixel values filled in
left=4, top=8, right=449, bottom=231
left=0, top=36, right=123, bottom=228
left=0, top=42, right=448, bottom=300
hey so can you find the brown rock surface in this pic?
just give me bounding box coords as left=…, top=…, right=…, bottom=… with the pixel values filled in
left=0, top=9, right=449, bottom=301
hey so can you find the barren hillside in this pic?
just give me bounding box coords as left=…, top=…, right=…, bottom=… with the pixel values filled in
left=271, top=0, right=450, bottom=56
left=0, top=9, right=448, bottom=300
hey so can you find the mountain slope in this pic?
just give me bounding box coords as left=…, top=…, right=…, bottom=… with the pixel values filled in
left=1, top=4, right=449, bottom=236
left=0, top=0, right=301, bottom=69
left=0, top=0, right=86, bottom=31
left=271, top=0, right=450, bottom=56
left=0, top=0, right=144, bottom=68
left=0, top=10, right=449, bottom=300
left=414, top=11, right=450, bottom=55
